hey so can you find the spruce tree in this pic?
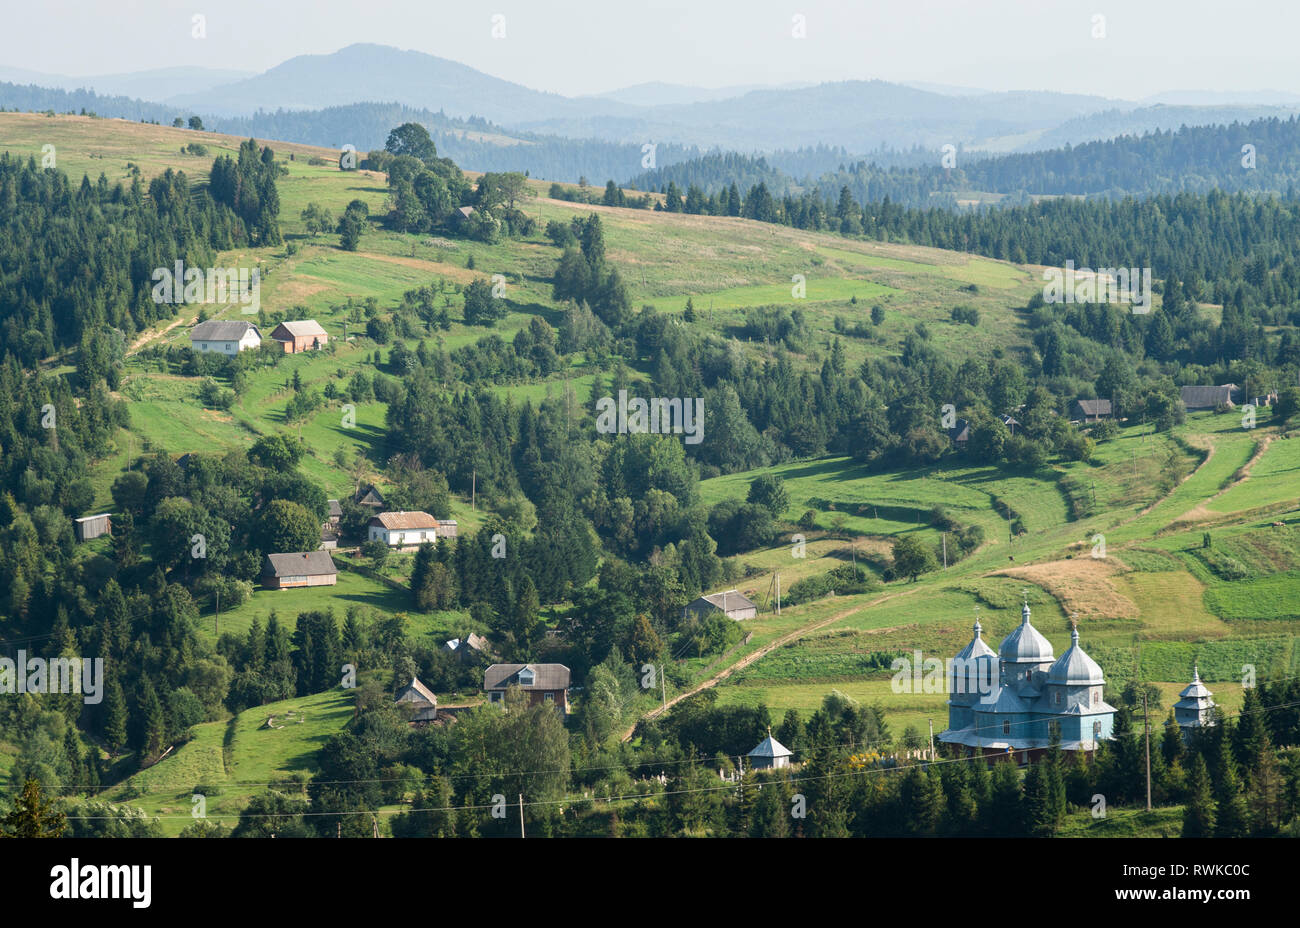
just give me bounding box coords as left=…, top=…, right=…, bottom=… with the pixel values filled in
left=1182, top=754, right=1217, bottom=838
left=101, top=676, right=128, bottom=756
left=1210, top=734, right=1248, bottom=837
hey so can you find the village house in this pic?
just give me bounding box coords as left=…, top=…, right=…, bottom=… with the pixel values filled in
left=394, top=676, right=439, bottom=723
left=1180, top=384, right=1240, bottom=411
left=368, top=510, right=441, bottom=548
left=947, top=417, right=971, bottom=449
left=327, top=499, right=342, bottom=526
left=269, top=319, right=329, bottom=353
left=262, top=551, right=338, bottom=590
left=684, top=589, right=759, bottom=622
left=74, top=513, right=111, bottom=542
left=1069, top=398, right=1112, bottom=422
left=435, top=519, right=459, bottom=539
left=190, top=319, right=261, bottom=355
left=484, top=663, right=570, bottom=714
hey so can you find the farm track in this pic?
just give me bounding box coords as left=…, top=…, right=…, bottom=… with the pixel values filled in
left=127, top=315, right=188, bottom=356
left=619, top=585, right=923, bottom=742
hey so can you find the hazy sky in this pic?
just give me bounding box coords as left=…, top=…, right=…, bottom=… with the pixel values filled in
left=5, top=0, right=1299, bottom=100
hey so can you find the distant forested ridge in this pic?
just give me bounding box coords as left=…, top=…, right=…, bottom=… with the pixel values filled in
left=633, top=114, right=1300, bottom=207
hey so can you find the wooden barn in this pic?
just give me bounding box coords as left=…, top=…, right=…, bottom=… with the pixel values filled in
left=1070, top=398, right=1113, bottom=422
left=270, top=319, right=329, bottom=353
left=1181, top=384, right=1240, bottom=410
left=74, top=513, right=112, bottom=542
left=262, top=551, right=338, bottom=590
left=394, top=676, right=439, bottom=723
left=684, top=589, right=758, bottom=622
left=354, top=484, right=386, bottom=509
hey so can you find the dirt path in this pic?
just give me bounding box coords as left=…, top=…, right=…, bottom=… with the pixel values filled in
left=619, top=586, right=923, bottom=742
left=127, top=314, right=188, bottom=355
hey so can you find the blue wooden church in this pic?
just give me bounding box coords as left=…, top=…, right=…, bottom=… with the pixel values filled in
left=939, top=600, right=1116, bottom=764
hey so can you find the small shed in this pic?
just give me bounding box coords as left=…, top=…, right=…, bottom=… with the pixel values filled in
left=747, top=732, right=793, bottom=770
left=74, top=513, right=112, bottom=542
left=394, top=676, right=439, bottom=722
left=327, top=499, right=342, bottom=525
left=947, top=418, right=971, bottom=447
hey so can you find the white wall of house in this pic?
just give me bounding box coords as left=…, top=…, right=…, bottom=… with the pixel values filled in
left=368, top=526, right=437, bottom=547
left=192, top=330, right=260, bottom=354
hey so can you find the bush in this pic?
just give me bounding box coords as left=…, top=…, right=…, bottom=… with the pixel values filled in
left=784, top=564, right=877, bottom=606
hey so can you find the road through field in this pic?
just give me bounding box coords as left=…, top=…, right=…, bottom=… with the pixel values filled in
left=619, top=586, right=922, bottom=741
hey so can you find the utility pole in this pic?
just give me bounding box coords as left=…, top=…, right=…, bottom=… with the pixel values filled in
left=928, top=718, right=935, bottom=761
left=518, top=794, right=525, bottom=839
left=1143, top=688, right=1152, bottom=812
left=775, top=570, right=781, bottom=616
left=215, top=590, right=220, bottom=637
left=472, top=470, right=476, bottom=511
left=660, top=664, right=667, bottom=713
left=942, top=533, right=948, bottom=569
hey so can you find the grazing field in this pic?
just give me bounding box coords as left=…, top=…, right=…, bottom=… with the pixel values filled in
left=95, top=688, right=356, bottom=836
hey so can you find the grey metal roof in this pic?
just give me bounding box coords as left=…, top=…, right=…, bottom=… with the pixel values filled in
left=976, top=685, right=1031, bottom=714
left=998, top=603, right=1055, bottom=663
left=273, top=319, right=327, bottom=338
left=1177, top=666, right=1214, bottom=702
left=263, top=551, right=337, bottom=577
left=955, top=618, right=997, bottom=662
left=191, top=320, right=260, bottom=341
left=1047, top=626, right=1105, bottom=685
left=693, top=590, right=757, bottom=613
left=748, top=735, right=792, bottom=759
left=484, top=663, right=570, bottom=691
left=328, top=499, right=342, bottom=518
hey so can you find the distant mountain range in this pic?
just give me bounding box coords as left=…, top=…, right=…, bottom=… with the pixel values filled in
left=0, top=65, right=252, bottom=102
left=5, top=43, right=1300, bottom=181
